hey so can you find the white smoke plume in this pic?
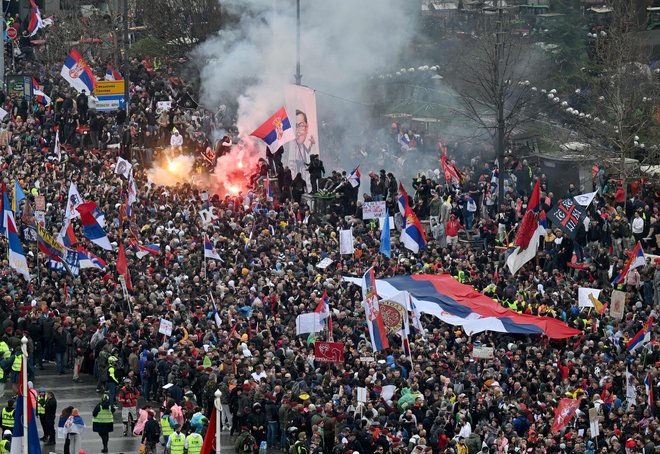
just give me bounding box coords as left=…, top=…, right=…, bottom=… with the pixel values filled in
left=196, top=0, right=416, bottom=137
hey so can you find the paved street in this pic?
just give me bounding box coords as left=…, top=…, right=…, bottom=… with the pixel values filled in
left=3, top=364, right=237, bottom=454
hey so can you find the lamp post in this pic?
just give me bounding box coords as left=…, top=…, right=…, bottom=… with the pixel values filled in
left=294, top=0, right=302, bottom=85
left=21, top=336, right=28, bottom=454
left=214, top=389, right=222, bottom=452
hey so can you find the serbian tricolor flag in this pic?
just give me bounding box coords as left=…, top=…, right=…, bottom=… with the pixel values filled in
left=397, top=182, right=410, bottom=215
left=77, top=246, right=106, bottom=270
left=551, top=398, right=580, bottom=433
left=315, top=290, right=330, bottom=320
left=57, top=219, right=78, bottom=248
left=129, top=239, right=160, bottom=259
left=32, top=78, right=51, bottom=106
left=5, top=202, right=30, bottom=281
left=348, top=166, right=361, bottom=188
left=627, top=316, right=653, bottom=352
left=401, top=204, right=427, bottom=254
left=250, top=107, right=295, bottom=151
left=361, top=267, right=389, bottom=352
left=265, top=175, right=273, bottom=202
left=613, top=242, right=646, bottom=285
left=645, top=373, right=654, bottom=416
left=11, top=360, right=42, bottom=454
left=344, top=274, right=582, bottom=339
left=204, top=235, right=222, bottom=261
left=76, top=201, right=112, bottom=250
left=61, top=50, right=97, bottom=94
left=105, top=65, right=123, bottom=81
left=27, top=0, right=45, bottom=37
left=200, top=409, right=217, bottom=454
left=441, top=156, right=465, bottom=186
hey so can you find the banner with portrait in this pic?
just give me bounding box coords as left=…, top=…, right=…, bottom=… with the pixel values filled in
left=285, top=85, right=320, bottom=184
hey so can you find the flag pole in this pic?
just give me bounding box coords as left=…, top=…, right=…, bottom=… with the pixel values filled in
left=214, top=390, right=222, bottom=451
left=21, top=335, right=28, bottom=454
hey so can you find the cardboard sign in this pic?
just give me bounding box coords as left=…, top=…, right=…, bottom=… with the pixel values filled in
left=35, top=195, right=46, bottom=211
left=610, top=290, right=626, bottom=320
left=363, top=201, right=387, bottom=220
left=314, top=341, right=345, bottom=363
left=158, top=318, right=173, bottom=336
left=359, top=356, right=375, bottom=363
left=472, top=345, right=494, bottom=359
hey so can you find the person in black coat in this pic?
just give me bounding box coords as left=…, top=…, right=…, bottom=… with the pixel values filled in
left=43, top=391, right=57, bottom=445
left=247, top=402, right=267, bottom=447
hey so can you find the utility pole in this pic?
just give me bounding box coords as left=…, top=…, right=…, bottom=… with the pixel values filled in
left=294, top=0, right=302, bottom=85
left=123, top=0, right=130, bottom=116
left=0, top=0, right=6, bottom=91
left=495, top=0, right=505, bottom=205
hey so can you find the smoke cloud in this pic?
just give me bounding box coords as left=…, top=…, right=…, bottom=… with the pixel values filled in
left=195, top=0, right=417, bottom=173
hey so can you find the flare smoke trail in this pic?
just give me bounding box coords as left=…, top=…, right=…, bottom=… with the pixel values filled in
left=196, top=0, right=417, bottom=180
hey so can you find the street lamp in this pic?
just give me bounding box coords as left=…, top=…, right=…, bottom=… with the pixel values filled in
left=214, top=389, right=222, bottom=452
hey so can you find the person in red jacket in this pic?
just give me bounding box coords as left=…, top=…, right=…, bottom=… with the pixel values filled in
left=118, top=378, right=140, bottom=436
left=446, top=214, right=464, bottom=247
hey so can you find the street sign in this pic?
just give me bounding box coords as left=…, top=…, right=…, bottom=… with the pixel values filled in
left=91, top=80, right=125, bottom=111
left=6, top=27, right=17, bottom=39
left=93, top=80, right=124, bottom=96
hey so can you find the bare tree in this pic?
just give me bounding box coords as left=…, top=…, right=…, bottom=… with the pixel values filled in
left=134, top=0, right=223, bottom=56
left=456, top=6, right=538, bottom=202
left=546, top=0, right=659, bottom=198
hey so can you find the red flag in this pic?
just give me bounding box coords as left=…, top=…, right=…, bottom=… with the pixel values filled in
left=117, top=242, right=132, bottom=291
left=200, top=409, right=217, bottom=454
left=551, top=398, right=580, bottom=432
left=528, top=179, right=540, bottom=213
left=441, top=156, right=465, bottom=185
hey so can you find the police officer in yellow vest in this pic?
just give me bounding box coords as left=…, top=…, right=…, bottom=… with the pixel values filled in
left=37, top=388, right=47, bottom=441
left=92, top=394, right=115, bottom=453
left=185, top=429, right=204, bottom=454
left=166, top=424, right=186, bottom=454
left=11, top=352, right=21, bottom=386
left=0, top=399, right=15, bottom=434
left=107, top=356, right=119, bottom=404
left=0, top=429, right=11, bottom=454
left=0, top=340, right=10, bottom=361
left=161, top=409, right=175, bottom=447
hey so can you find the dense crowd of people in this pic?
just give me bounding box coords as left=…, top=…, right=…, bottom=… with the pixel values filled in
left=0, top=36, right=655, bottom=454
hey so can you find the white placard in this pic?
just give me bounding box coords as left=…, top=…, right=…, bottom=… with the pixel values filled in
left=357, top=387, right=368, bottom=403
left=156, top=101, right=172, bottom=113
left=339, top=229, right=354, bottom=255
left=363, top=201, right=387, bottom=220
left=588, top=407, right=599, bottom=437
left=578, top=287, right=602, bottom=308
left=158, top=318, right=173, bottom=336
left=295, top=313, right=324, bottom=335
left=316, top=257, right=333, bottom=269
left=0, top=108, right=8, bottom=121
left=378, top=216, right=395, bottom=231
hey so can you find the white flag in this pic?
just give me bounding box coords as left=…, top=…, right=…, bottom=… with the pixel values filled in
left=54, top=129, right=61, bottom=162
left=114, top=157, right=133, bottom=178
left=339, top=229, right=354, bottom=255
left=295, top=312, right=325, bottom=335
left=626, top=367, right=636, bottom=405
left=574, top=191, right=597, bottom=207
left=65, top=182, right=84, bottom=219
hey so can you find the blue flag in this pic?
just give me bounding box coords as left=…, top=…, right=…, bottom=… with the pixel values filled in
left=380, top=209, right=391, bottom=258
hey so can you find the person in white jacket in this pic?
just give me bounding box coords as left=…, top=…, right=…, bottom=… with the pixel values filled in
left=170, top=128, right=183, bottom=154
